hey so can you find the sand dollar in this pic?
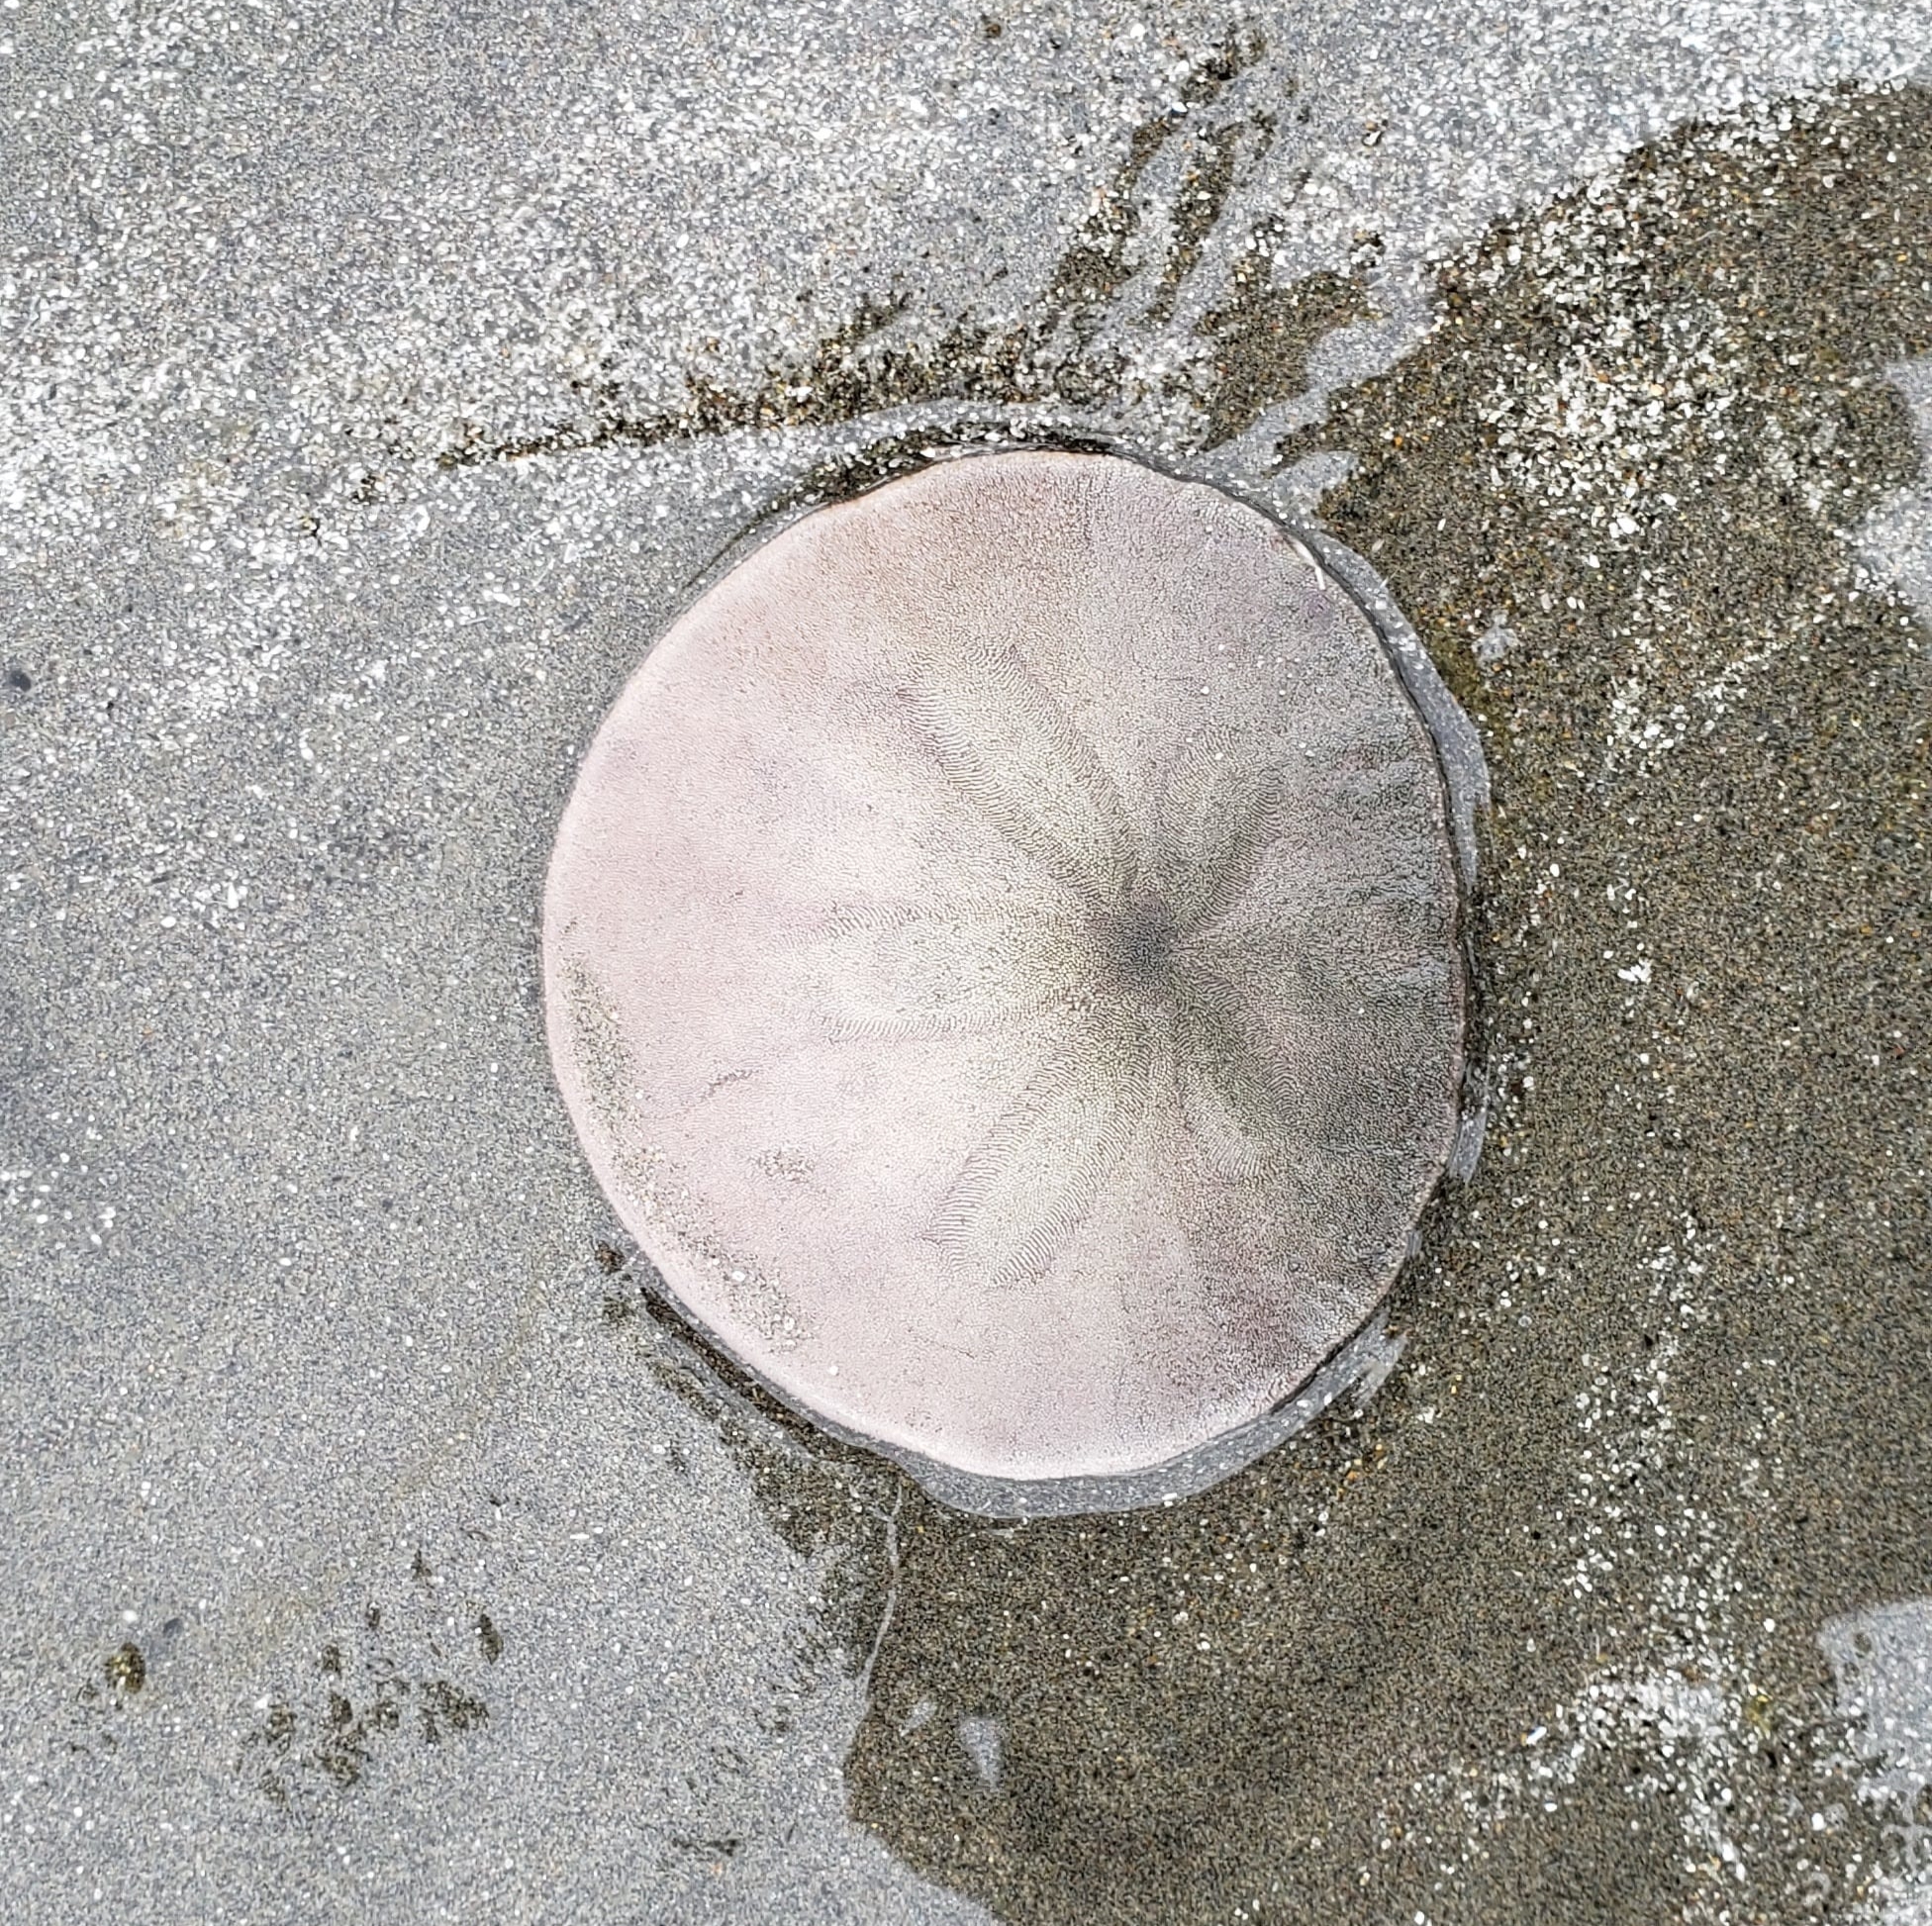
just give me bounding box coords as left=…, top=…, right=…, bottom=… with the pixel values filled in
left=544, top=451, right=1466, bottom=1502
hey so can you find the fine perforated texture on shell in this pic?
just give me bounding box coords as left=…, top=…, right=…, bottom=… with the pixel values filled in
left=544, top=452, right=1465, bottom=1488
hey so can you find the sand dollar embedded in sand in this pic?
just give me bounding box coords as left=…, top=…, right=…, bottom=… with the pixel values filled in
left=543, top=451, right=1465, bottom=1498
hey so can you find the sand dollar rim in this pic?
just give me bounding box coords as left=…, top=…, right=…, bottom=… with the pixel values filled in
left=544, top=451, right=1468, bottom=1511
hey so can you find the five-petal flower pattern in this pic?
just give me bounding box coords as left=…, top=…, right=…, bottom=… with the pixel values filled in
left=798, top=632, right=1457, bottom=1303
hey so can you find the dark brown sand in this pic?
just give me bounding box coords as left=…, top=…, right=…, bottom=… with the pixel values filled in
left=695, top=84, right=1932, bottom=1926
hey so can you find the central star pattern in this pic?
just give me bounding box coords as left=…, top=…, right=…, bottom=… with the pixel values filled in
left=798, top=636, right=1449, bottom=1294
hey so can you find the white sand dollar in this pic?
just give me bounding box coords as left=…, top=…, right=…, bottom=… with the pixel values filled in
left=544, top=451, right=1465, bottom=1501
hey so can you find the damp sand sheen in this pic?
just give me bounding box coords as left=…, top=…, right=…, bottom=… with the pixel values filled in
left=543, top=452, right=1468, bottom=1509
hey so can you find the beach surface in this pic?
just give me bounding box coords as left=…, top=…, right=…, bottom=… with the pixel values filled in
left=4, top=3, right=1931, bottom=1921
